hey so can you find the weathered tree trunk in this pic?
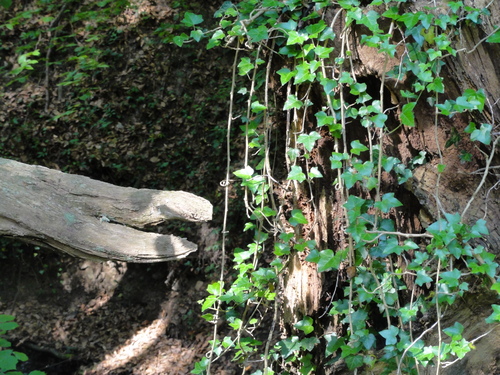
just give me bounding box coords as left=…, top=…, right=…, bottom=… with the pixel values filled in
left=0, top=158, right=212, bottom=262
left=276, top=1, right=500, bottom=374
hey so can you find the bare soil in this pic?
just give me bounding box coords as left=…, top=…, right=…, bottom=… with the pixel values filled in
left=0, top=245, right=236, bottom=374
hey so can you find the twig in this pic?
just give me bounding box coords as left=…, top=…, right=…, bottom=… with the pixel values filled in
left=462, top=137, right=500, bottom=220
left=441, top=328, right=494, bottom=368
left=206, top=41, right=240, bottom=375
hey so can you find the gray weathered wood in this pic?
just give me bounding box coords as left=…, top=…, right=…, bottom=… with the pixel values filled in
left=0, top=158, right=212, bottom=262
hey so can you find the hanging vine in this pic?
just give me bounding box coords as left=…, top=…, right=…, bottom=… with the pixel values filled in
left=173, top=1, right=500, bottom=374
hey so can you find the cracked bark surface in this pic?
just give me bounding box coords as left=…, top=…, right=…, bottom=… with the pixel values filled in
left=0, top=158, right=213, bottom=262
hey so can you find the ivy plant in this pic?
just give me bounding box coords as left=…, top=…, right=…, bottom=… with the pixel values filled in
left=175, top=1, right=500, bottom=374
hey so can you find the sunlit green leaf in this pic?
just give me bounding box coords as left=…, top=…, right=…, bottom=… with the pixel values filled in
left=295, top=316, right=314, bottom=335
left=233, top=166, right=254, bottom=179
left=485, top=304, right=500, bottom=323
left=287, top=165, right=306, bottom=182
left=277, top=68, right=297, bottom=84
left=308, top=166, right=323, bottom=179
left=238, top=57, right=254, bottom=76
left=181, top=12, right=203, bottom=27
left=297, top=131, right=321, bottom=152
left=487, top=29, right=500, bottom=43
left=284, top=94, right=303, bottom=110
left=350, top=140, right=368, bottom=155
left=401, top=102, right=416, bottom=127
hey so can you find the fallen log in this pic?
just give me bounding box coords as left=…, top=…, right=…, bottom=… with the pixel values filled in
left=0, top=158, right=213, bottom=262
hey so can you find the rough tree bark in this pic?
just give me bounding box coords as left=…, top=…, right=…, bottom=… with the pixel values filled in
left=0, top=158, right=212, bottom=262
left=275, top=1, right=500, bottom=374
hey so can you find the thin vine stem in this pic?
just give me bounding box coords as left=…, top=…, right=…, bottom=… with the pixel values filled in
left=206, top=41, right=240, bottom=375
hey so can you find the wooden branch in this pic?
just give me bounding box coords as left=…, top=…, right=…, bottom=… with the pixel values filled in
left=0, top=158, right=213, bottom=262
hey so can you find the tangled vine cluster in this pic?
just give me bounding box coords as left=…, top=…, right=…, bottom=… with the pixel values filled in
left=176, top=1, right=500, bottom=374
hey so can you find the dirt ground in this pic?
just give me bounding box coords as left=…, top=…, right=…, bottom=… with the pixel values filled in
left=0, top=243, right=237, bottom=375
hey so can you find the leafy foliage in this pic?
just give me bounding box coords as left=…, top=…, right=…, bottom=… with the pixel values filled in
left=0, top=315, right=45, bottom=375
left=2, top=0, right=499, bottom=374
left=172, top=0, right=500, bottom=374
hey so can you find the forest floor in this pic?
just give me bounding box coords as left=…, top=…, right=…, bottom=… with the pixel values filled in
left=0, top=247, right=237, bottom=375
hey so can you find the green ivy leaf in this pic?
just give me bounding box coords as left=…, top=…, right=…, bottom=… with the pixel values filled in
left=207, top=281, right=223, bottom=296
left=287, top=148, right=300, bottom=162
left=304, top=249, right=321, bottom=265
left=248, top=25, right=268, bottom=43
left=491, top=282, right=500, bottom=294
left=344, top=355, right=364, bottom=370
left=284, top=94, right=303, bottom=110
left=278, top=336, right=302, bottom=358
left=207, top=29, right=225, bottom=49
left=485, top=304, right=500, bottom=323
left=287, top=165, right=306, bottom=183
left=487, top=29, right=500, bottom=43
left=341, top=169, right=362, bottom=189
left=374, top=193, right=403, bottom=213
left=251, top=101, right=267, bottom=113
left=181, top=12, right=203, bottom=27
left=238, top=57, right=254, bottom=76
left=190, top=29, right=204, bottom=42
left=173, top=34, right=189, bottom=47
left=274, top=242, right=291, bottom=256
left=308, top=166, right=323, bottom=179
left=360, top=332, right=376, bottom=350
left=470, top=123, right=492, bottom=145
left=380, top=325, right=400, bottom=345
left=289, top=209, right=308, bottom=226
left=305, top=20, right=326, bottom=37
left=233, top=166, right=254, bottom=179
left=277, top=68, right=297, bottom=84
left=287, top=30, right=308, bottom=45
left=399, top=306, right=418, bottom=323
left=443, top=322, right=464, bottom=340
left=295, top=316, right=314, bottom=335
left=319, top=26, right=336, bottom=41
left=297, top=131, right=321, bottom=152
left=471, top=218, right=489, bottom=237
left=440, top=269, right=461, bottom=287
left=315, top=111, right=334, bottom=127
left=350, top=140, right=368, bottom=155
left=214, top=1, right=235, bottom=18
left=295, top=61, right=316, bottom=84
left=401, top=102, right=416, bottom=127
left=301, top=337, right=320, bottom=351
left=314, top=45, right=334, bottom=58
left=427, top=76, right=444, bottom=93
left=325, top=333, right=344, bottom=356
left=380, top=237, right=403, bottom=255
left=318, top=248, right=348, bottom=272
left=191, top=357, right=209, bottom=374
left=201, top=294, right=218, bottom=312
left=415, top=269, right=433, bottom=286
left=399, top=12, right=421, bottom=29
left=330, top=152, right=348, bottom=169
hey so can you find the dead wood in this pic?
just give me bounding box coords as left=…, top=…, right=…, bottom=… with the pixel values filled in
left=0, top=158, right=212, bottom=262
